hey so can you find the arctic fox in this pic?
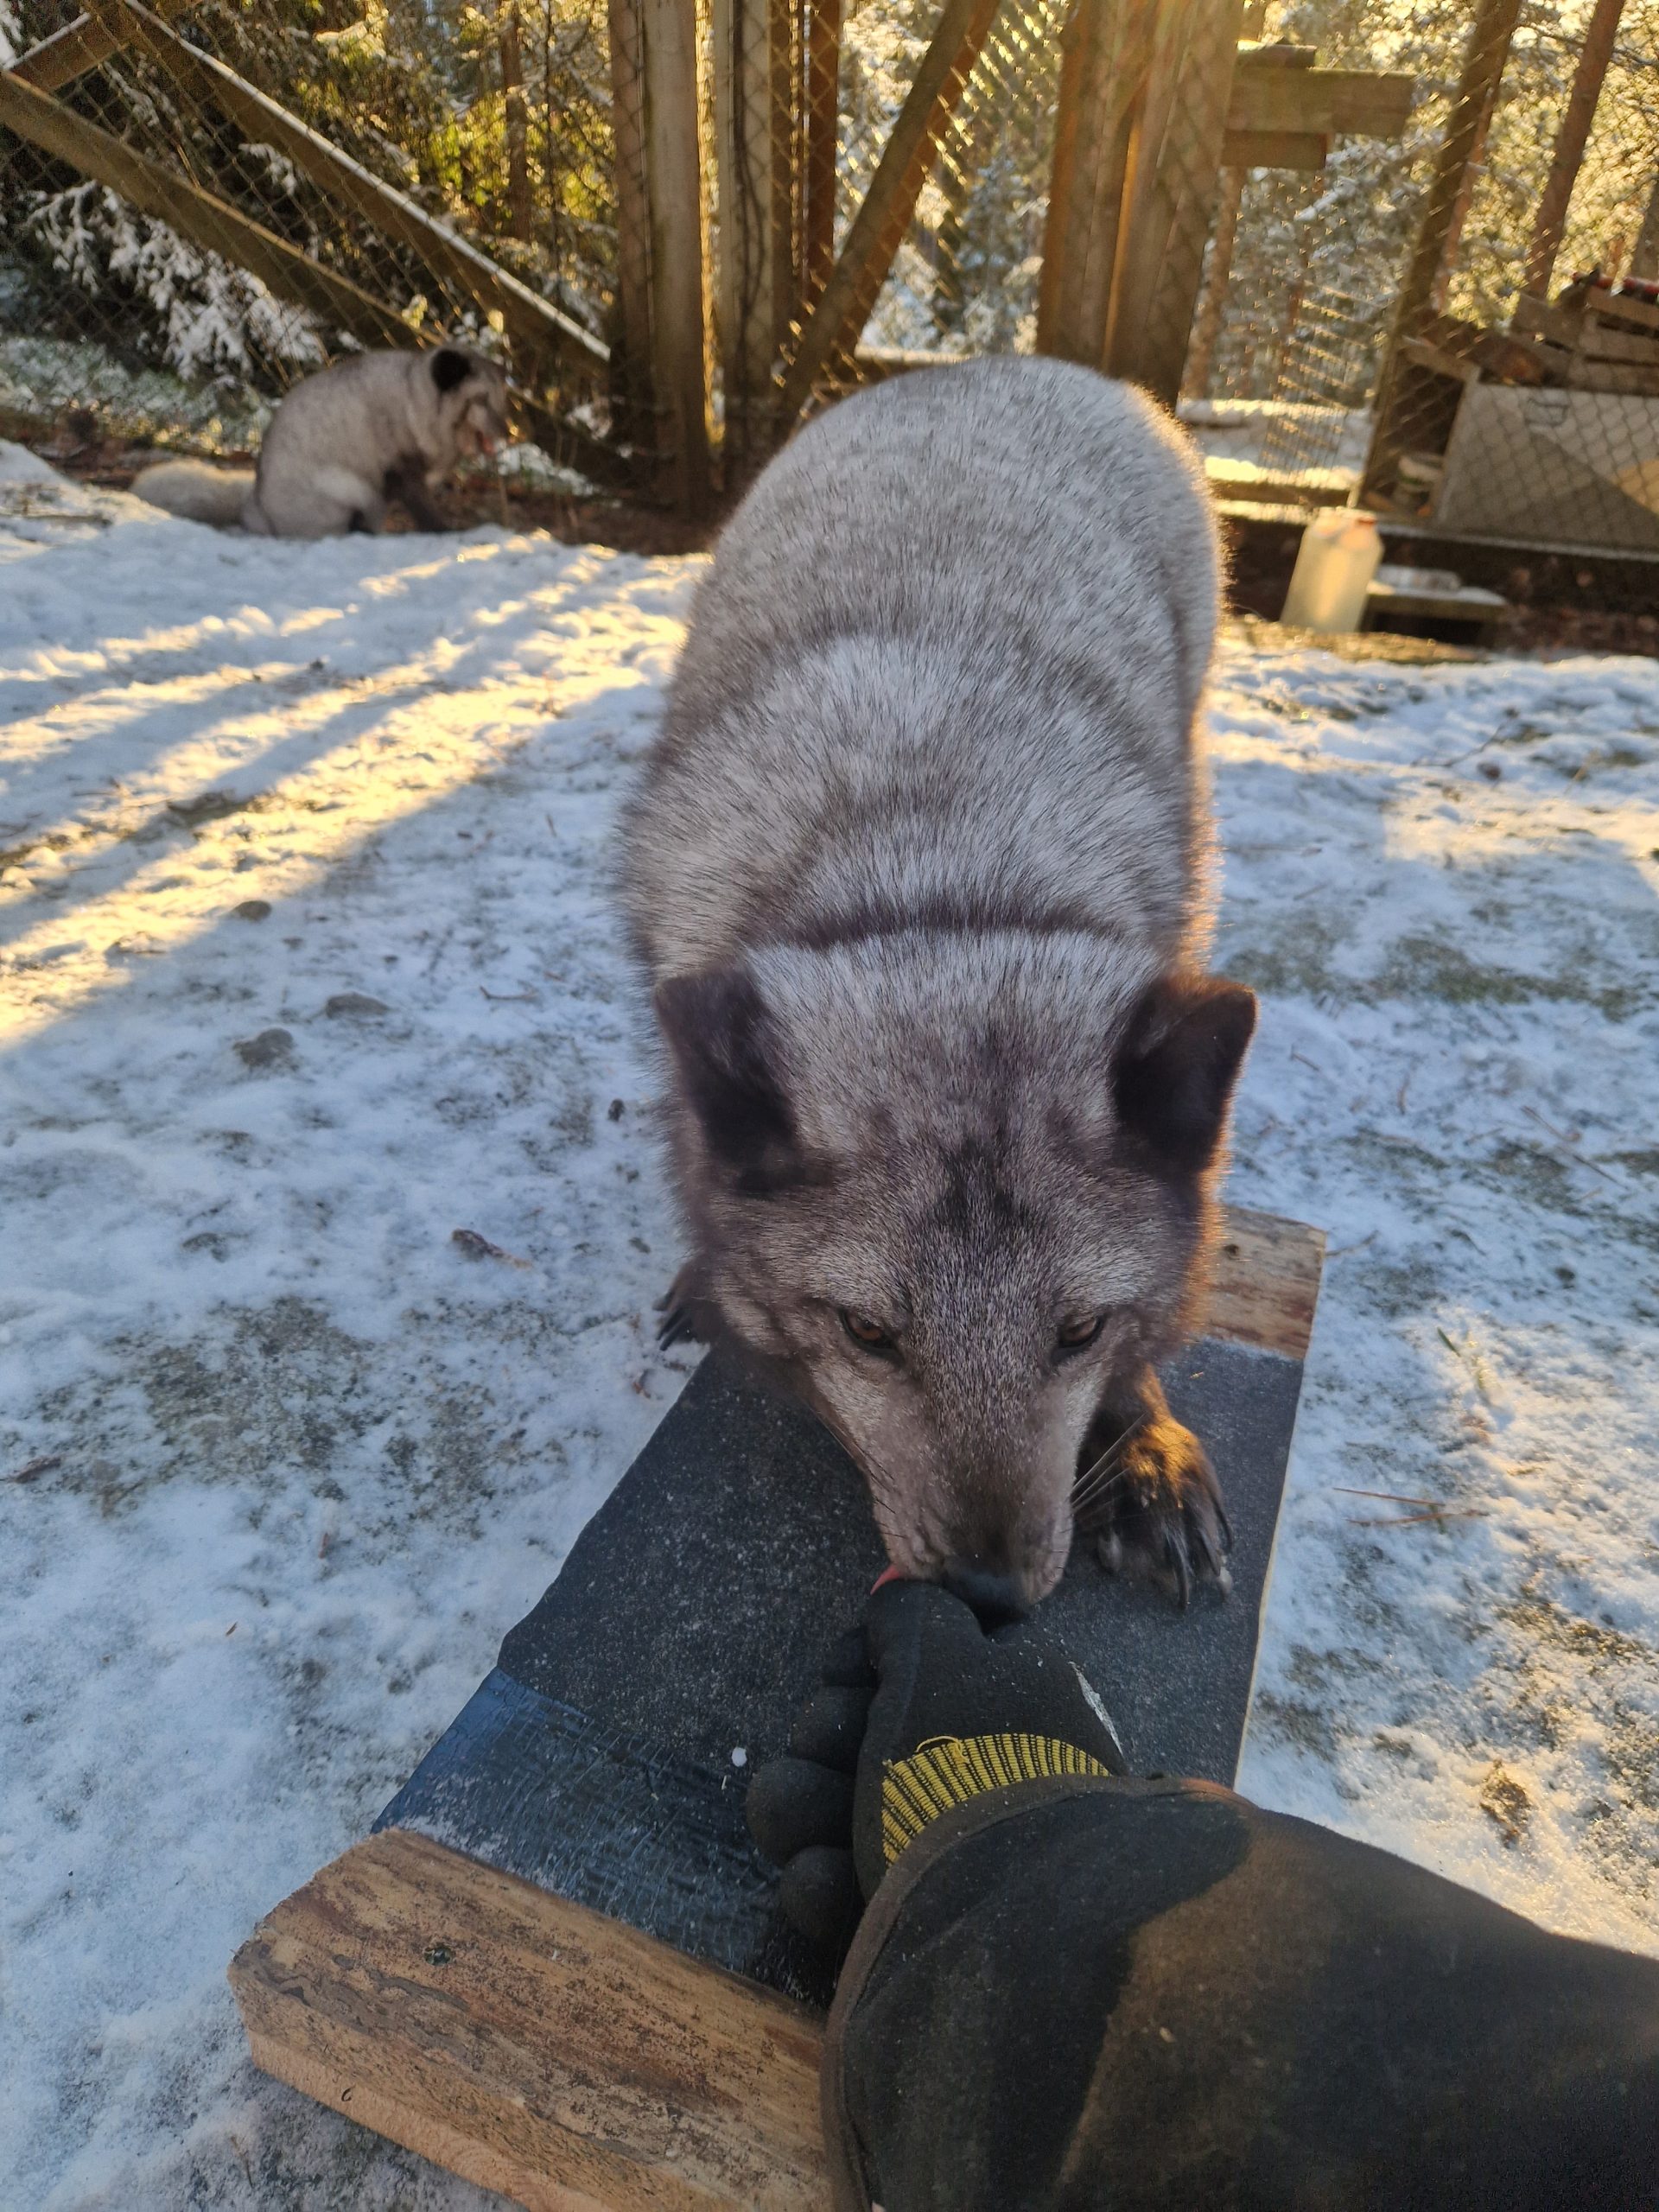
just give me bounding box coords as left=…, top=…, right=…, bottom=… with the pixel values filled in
left=622, top=357, right=1255, bottom=1616
left=131, top=346, right=507, bottom=537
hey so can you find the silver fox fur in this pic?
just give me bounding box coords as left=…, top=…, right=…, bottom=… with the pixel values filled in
left=131, top=347, right=507, bottom=537
left=622, top=357, right=1256, bottom=1613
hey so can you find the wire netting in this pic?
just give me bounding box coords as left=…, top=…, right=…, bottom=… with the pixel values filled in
left=0, top=0, right=624, bottom=466
left=1187, top=0, right=1659, bottom=556
left=843, top=0, right=1068, bottom=362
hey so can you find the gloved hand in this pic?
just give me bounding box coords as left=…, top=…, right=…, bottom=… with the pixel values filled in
left=747, top=1579, right=1128, bottom=1955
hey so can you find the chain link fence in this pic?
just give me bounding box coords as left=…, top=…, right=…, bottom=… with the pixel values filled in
left=840, top=0, right=1067, bottom=362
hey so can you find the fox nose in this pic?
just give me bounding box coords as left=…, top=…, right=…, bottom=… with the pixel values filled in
left=941, top=1560, right=1030, bottom=1629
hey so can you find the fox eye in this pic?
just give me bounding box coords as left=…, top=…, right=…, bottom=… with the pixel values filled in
left=1056, top=1312, right=1107, bottom=1352
left=840, top=1308, right=893, bottom=1351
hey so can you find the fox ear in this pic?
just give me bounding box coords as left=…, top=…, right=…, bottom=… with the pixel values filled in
left=655, top=968, right=801, bottom=1191
left=430, top=347, right=471, bottom=394
left=1113, top=973, right=1256, bottom=1174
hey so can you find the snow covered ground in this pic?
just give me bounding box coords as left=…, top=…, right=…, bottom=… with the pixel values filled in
left=2, top=443, right=1656, bottom=2208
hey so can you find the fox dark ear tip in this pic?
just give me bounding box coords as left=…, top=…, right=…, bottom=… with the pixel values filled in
left=430, top=346, right=470, bottom=393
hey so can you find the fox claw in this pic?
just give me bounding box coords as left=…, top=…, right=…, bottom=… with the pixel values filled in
left=1080, top=1414, right=1231, bottom=1610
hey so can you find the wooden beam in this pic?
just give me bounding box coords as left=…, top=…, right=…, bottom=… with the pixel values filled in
left=6, top=0, right=190, bottom=92
left=778, top=0, right=1002, bottom=423
left=0, top=65, right=414, bottom=354
left=231, top=1827, right=830, bottom=2212
left=1205, top=1205, right=1325, bottom=1360
left=80, top=0, right=608, bottom=379
left=1522, top=0, right=1626, bottom=299
left=1179, top=0, right=1268, bottom=399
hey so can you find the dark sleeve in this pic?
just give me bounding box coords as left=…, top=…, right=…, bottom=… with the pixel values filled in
left=823, top=1776, right=1659, bottom=2212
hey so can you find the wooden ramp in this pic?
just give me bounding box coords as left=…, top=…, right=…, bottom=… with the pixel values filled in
left=231, top=1204, right=1325, bottom=2209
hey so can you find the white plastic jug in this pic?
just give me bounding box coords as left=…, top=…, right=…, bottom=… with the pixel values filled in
left=1280, top=509, right=1383, bottom=634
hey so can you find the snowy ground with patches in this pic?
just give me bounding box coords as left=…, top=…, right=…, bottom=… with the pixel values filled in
left=3, top=442, right=1656, bottom=2208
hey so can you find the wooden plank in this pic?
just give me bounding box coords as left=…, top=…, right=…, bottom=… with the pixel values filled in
left=1522, top=0, right=1626, bottom=299
left=231, top=1827, right=830, bottom=2212
left=1586, top=284, right=1659, bottom=338
left=1632, top=169, right=1659, bottom=283
left=1401, top=334, right=1478, bottom=383
left=1220, top=126, right=1327, bottom=169
left=1225, top=64, right=1414, bottom=140
left=6, top=0, right=190, bottom=92
left=641, top=0, right=712, bottom=512
left=778, top=0, right=1001, bottom=421
left=0, top=66, right=414, bottom=354
left=1208, top=1205, right=1325, bottom=1361
left=84, top=0, right=608, bottom=378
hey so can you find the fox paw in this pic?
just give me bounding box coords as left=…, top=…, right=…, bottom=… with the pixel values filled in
left=655, top=1267, right=703, bottom=1350
left=1079, top=1416, right=1232, bottom=1610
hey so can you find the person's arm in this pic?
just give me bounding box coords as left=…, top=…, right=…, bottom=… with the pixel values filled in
left=750, top=1584, right=1659, bottom=2212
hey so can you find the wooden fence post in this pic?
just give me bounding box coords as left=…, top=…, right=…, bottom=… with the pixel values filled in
left=1107, top=0, right=1247, bottom=404
left=1037, top=0, right=1153, bottom=365
left=1359, top=0, right=1521, bottom=507
left=612, top=0, right=711, bottom=508
left=641, top=0, right=712, bottom=511
left=1179, top=0, right=1267, bottom=399
left=1522, top=0, right=1626, bottom=300
left=715, top=0, right=793, bottom=475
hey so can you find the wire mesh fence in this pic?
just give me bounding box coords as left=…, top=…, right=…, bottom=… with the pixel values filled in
left=1190, top=0, right=1659, bottom=556
left=0, top=0, right=622, bottom=471
left=841, top=0, right=1067, bottom=361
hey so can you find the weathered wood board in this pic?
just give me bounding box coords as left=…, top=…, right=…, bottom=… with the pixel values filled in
left=232, top=1202, right=1325, bottom=2209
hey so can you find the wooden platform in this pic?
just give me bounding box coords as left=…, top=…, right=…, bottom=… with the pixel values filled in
left=231, top=1204, right=1325, bottom=2210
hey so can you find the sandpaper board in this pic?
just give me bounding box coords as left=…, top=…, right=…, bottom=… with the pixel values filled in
left=231, top=1205, right=1323, bottom=2205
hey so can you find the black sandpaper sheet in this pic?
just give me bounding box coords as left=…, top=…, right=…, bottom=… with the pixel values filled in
left=378, top=1337, right=1306, bottom=2006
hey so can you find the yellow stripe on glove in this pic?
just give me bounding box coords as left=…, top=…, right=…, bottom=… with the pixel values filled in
left=880, top=1732, right=1115, bottom=1865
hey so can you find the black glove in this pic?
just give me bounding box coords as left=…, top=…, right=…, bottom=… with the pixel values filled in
left=747, top=1580, right=1128, bottom=1955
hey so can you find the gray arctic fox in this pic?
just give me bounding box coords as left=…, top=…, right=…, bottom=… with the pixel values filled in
left=131, top=346, right=507, bottom=538
left=622, top=357, right=1256, bottom=1615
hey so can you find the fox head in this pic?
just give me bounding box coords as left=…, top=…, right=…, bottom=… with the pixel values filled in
left=656, top=931, right=1255, bottom=1610
left=429, top=346, right=509, bottom=459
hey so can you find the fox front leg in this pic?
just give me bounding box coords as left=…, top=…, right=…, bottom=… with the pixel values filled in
left=1074, top=1368, right=1232, bottom=1609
